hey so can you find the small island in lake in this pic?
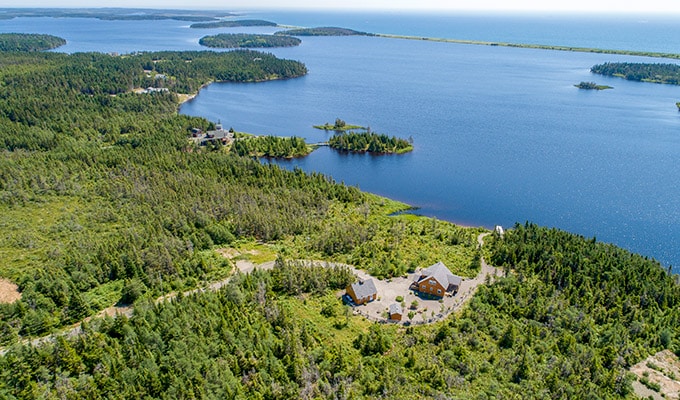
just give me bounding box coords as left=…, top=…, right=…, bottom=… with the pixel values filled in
left=198, top=33, right=301, bottom=49
left=313, top=118, right=366, bottom=132
left=190, top=19, right=277, bottom=29
left=0, top=33, right=66, bottom=51
left=276, top=26, right=371, bottom=36
left=575, top=81, right=612, bottom=90
left=329, top=131, right=413, bottom=154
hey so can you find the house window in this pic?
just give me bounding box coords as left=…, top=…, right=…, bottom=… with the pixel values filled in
left=428, top=279, right=436, bottom=286
left=429, top=286, right=434, bottom=292
left=420, top=284, right=426, bottom=290
left=437, top=289, right=442, bottom=294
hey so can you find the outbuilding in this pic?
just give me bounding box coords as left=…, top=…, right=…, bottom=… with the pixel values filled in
left=389, top=303, right=403, bottom=321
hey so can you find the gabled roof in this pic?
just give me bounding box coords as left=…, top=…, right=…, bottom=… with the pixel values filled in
left=417, top=261, right=462, bottom=290
left=389, top=303, right=402, bottom=315
left=350, top=279, right=377, bottom=299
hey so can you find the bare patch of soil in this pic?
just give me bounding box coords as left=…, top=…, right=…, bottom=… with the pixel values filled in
left=215, top=248, right=260, bottom=259
left=0, top=278, right=21, bottom=304
left=631, top=350, right=680, bottom=399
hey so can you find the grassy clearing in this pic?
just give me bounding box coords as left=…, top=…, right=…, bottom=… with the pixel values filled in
left=0, top=197, right=90, bottom=279
left=225, top=240, right=280, bottom=265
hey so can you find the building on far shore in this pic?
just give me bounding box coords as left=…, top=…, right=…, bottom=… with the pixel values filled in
left=346, top=279, right=377, bottom=305
left=411, top=261, right=462, bottom=298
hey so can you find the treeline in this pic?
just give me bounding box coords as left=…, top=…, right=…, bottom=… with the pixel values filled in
left=328, top=131, right=413, bottom=154
left=591, top=62, right=680, bottom=84
left=199, top=34, right=301, bottom=49
left=230, top=136, right=311, bottom=158
left=0, top=33, right=66, bottom=52
left=0, top=8, right=226, bottom=22
left=483, top=223, right=680, bottom=390
left=191, top=19, right=277, bottom=29
left=276, top=27, right=371, bottom=36
left=1, top=224, right=678, bottom=398
left=0, top=50, right=306, bottom=142
left=0, top=263, right=357, bottom=399
left=0, top=49, right=339, bottom=340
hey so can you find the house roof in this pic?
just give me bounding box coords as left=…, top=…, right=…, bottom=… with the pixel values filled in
left=350, top=279, right=377, bottom=299
left=416, top=261, right=462, bottom=290
left=389, top=303, right=402, bottom=315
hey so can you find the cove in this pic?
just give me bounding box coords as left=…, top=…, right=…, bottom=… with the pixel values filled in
left=181, top=33, right=680, bottom=268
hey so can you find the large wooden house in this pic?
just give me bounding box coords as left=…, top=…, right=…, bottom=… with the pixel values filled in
left=346, top=279, right=377, bottom=305
left=411, top=261, right=462, bottom=298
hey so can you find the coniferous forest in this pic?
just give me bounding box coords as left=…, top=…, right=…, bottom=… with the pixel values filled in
left=0, top=35, right=678, bottom=399
left=0, top=33, right=66, bottom=51
left=199, top=34, right=301, bottom=49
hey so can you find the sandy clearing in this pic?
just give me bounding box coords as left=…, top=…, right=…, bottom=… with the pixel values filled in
left=631, top=350, right=680, bottom=399
left=352, top=233, right=501, bottom=324
left=0, top=278, right=21, bottom=304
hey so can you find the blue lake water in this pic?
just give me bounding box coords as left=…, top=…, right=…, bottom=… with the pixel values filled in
left=2, top=11, right=680, bottom=268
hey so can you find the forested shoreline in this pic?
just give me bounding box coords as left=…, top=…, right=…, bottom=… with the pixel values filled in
left=0, top=31, right=677, bottom=399
left=199, top=33, right=301, bottom=49
left=0, top=33, right=66, bottom=51
left=328, top=131, right=413, bottom=154
left=591, top=62, right=680, bottom=84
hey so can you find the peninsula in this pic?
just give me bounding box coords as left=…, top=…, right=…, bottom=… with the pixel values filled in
left=374, top=33, right=680, bottom=60
left=230, top=135, right=313, bottom=158
left=329, top=131, right=413, bottom=154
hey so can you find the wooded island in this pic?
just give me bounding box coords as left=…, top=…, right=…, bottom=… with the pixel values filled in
left=574, top=81, right=612, bottom=90
left=329, top=131, right=413, bottom=154
left=313, top=118, right=366, bottom=131
left=199, top=33, right=301, bottom=48
left=277, top=26, right=371, bottom=36
left=190, top=19, right=277, bottom=29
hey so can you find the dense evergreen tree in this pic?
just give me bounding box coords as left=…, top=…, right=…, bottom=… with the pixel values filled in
left=328, top=131, right=413, bottom=154
left=0, top=33, right=66, bottom=51
left=591, top=62, right=680, bottom=84
left=199, top=34, right=301, bottom=49
left=190, top=19, right=277, bottom=29
left=230, top=135, right=310, bottom=158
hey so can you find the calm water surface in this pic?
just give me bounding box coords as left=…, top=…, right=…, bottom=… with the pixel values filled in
left=2, top=11, right=680, bottom=267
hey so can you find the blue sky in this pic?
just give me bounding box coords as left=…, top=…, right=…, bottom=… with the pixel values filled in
left=2, top=0, right=680, bottom=14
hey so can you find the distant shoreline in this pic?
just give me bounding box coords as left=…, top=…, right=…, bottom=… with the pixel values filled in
left=374, top=33, right=680, bottom=60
